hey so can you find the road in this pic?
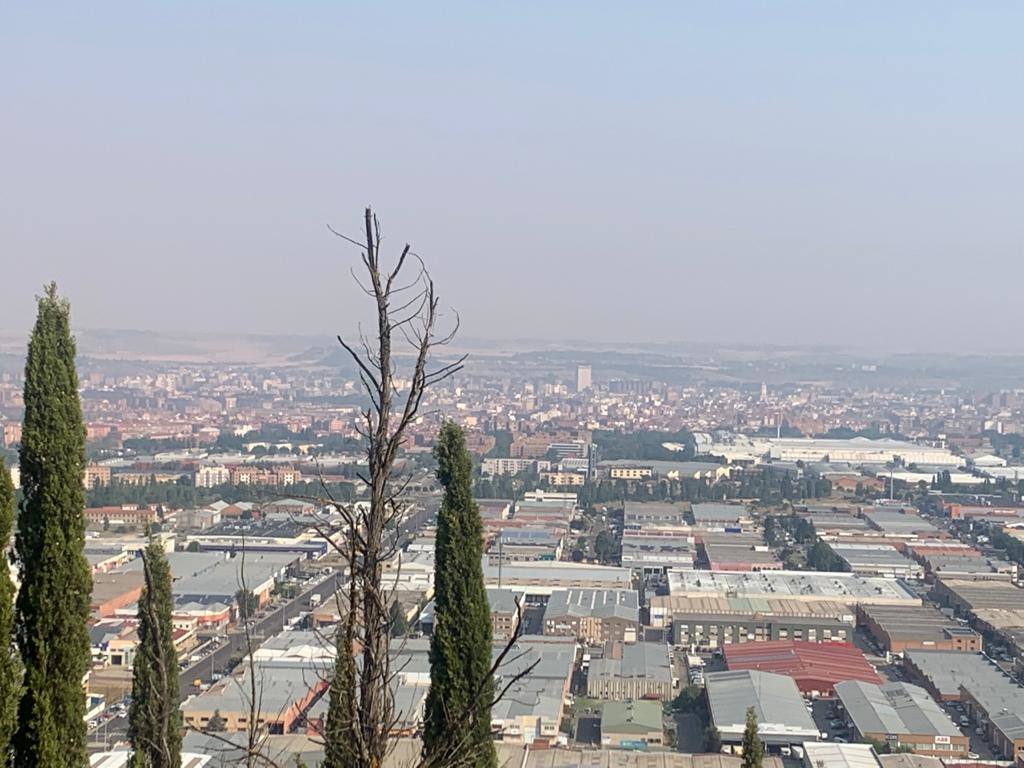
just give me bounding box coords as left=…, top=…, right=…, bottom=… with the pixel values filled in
left=88, top=570, right=342, bottom=750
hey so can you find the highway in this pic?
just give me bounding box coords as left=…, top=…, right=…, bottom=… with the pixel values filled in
left=88, top=570, right=342, bottom=750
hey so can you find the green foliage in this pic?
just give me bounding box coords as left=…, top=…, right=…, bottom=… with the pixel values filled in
left=424, top=422, right=497, bottom=768
left=807, top=540, right=846, bottom=572
left=741, top=707, right=763, bottom=768
left=991, top=525, right=1024, bottom=566
left=0, top=461, right=21, bottom=760
left=670, top=684, right=703, bottom=714
left=865, top=737, right=914, bottom=754
left=204, top=710, right=226, bottom=733
left=703, top=724, right=722, bottom=753
left=129, top=537, right=182, bottom=768
left=323, top=603, right=357, bottom=768
left=592, top=428, right=695, bottom=461
left=235, top=589, right=258, bottom=621
left=389, top=601, right=410, bottom=638
left=86, top=479, right=355, bottom=509
left=485, top=430, right=513, bottom=458
left=593, top=530, right=620, bottom=565
left=13, top=284, right=92, bottom=768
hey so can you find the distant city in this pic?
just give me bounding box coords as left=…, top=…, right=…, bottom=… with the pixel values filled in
left=4, top=329, right=1024, bottom=766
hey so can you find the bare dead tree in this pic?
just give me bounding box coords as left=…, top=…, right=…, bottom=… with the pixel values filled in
left=315, top=207, right=465, bottom=768
left=293, top=209, right=545, bottom=768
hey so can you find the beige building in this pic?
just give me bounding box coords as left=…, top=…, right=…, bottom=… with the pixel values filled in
left=587, top=641, right=672, bottom=700
left=84, top=463, right=112, bottom=489
left=543, top=589, right=640, bottom=645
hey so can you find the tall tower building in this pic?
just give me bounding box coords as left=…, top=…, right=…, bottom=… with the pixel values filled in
left=576, top=365, right=592, bottom=392
left=760, top=381, right=768, bottom=402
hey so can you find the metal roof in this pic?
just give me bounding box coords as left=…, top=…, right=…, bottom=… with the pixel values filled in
left=801, top=743, right=880, bottom=768
left=588, top=642, right=671, bottom=683
left=835, top=680, right=961, bottom=738
left=705, top=670, right=818, bottom=742
left=544, top=589, right=639, bottom=622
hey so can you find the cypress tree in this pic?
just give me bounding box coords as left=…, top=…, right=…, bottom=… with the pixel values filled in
left=128, top=535, right=181, bottom=768
left=0, top=461, right=21, bottom=762
left=322, top=616, right=357, bottom=768
left=741, top=707, right=763, bottom=768
left=13, top=283, right=92, bottom=768
left=423, top=422, right=496, bottom=768
left=323, top=537, right=358, bottom=768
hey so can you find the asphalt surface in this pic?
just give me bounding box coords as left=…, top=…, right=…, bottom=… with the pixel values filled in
left=88, top=571, right=342, bottom=750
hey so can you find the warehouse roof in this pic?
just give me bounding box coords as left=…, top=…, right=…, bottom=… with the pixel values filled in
left=650, top=594, right=855, bottom=621
left=863, top=510, right=938, bottom=536
left=482, top=560, right=633, bottom=591
left=724, top=640, right=880, bottom=692
left=420, top=588, right=524, bottom=627
left=544, top=589, right=639, bottom=622
left=667, top=569, right=919, bottom=605
left=859, top=604, right=978, bottom=644
left=936, top=578, right=1024, bottom=611
left=702, top=539, right=782, bottom=569
left=119, top=551, right=297, bottom=601
left=904, top=650, right=1024, bottom=720
left=692, top=503, right=750, bottom=524
left=589, top=642, right=671, bottom=684
left=600, top=699, right=663, bottom=734
left=835, top=680, right=961, bottom=738
left=623, top=502, right=689, bottom=526
left=705, top=670, right=818, bottom=743
left=801, top=743, right=881, bottom=768
left=521, top=751, right=784, bottom=768
left=829, top=543, right=920, bottom=571
left=621, top=536, right=696, bottom=569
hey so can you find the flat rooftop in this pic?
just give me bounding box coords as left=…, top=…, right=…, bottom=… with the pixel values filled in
left=588, top=642, right=671, bottom=683
left=482, top=560, right=633, bottom=591
left=936, top=578, right=1024, bottom=611
left=544, top=589, right=639, bottom=622
left=119, top=551, right=297, bottom=601
left=859, top=604, right=977, bottom=644
left=830, top=543, right=920, bottom=570
left=650, top=594, right=856, bottom=622
left=667, top=569, right=920, bottom=606
left=623, top=502, right=689, bottom=527
left=863, top=510, right=939, bottom=536
left=836, top=680, right=961, bottom=738
left=904, top=650, right=1024, bottom=709
left=692, top=503, right=749, bottom=523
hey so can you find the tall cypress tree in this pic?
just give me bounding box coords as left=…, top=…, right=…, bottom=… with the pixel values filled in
left=323, top=535, right=358, bottom=768
left=423, top=422, right=496, bottom=768
left=741, top=707, right=763, bottom=768
left=0, top=461, right=21, bottom=762
left=13, top=283, right=92, bottom=768
left=128, top=536, right=181, bottom=768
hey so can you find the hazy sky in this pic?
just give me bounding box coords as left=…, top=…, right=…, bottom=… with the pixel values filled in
left=3, top=3, right=1022, bottom=350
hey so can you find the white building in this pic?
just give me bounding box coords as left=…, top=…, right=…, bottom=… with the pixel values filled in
left=767, top=437, right=960, bottom=467
left=194, top=465, right=230, bottom=488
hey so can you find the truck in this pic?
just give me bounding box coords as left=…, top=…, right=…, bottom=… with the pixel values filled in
left=310, top=593, right=322, bottom=608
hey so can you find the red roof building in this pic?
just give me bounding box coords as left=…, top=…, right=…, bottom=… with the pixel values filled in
left=723, top=640, right=881, bottom=696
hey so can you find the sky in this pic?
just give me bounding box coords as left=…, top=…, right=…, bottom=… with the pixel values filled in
left=2, top=3, right=1022, bottom=350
